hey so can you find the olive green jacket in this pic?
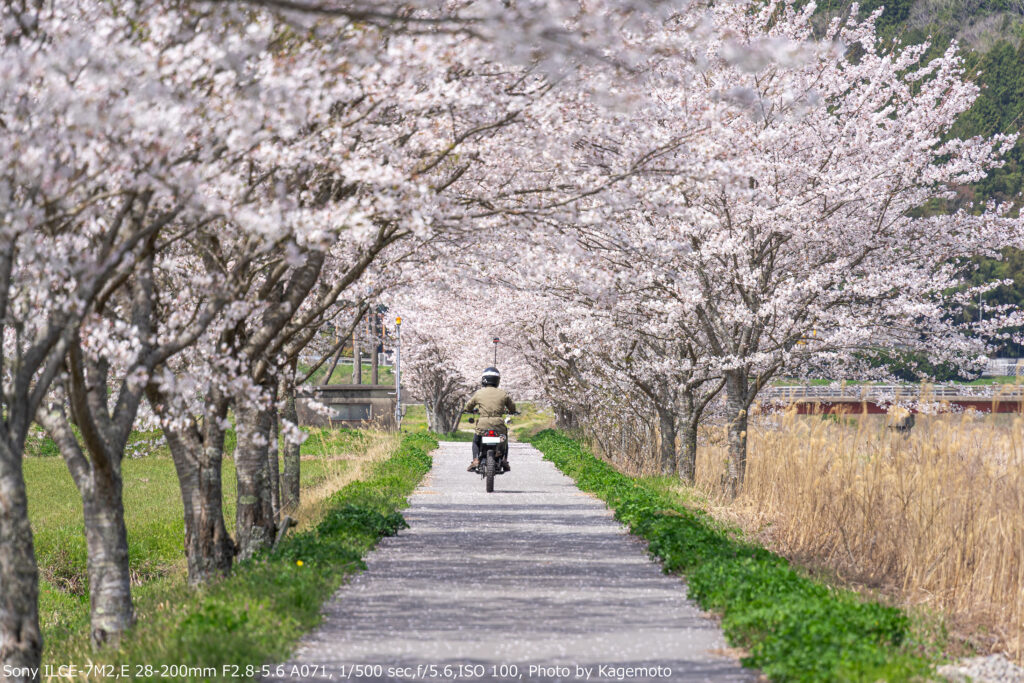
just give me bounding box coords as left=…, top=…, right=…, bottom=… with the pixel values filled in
left=463, top=386, right=517, bottom=435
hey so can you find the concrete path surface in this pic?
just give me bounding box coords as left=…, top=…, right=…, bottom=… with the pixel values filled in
left=266, top=441, right=755, bottom=683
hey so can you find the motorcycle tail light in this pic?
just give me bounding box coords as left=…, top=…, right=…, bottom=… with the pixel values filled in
left=487, top=430, right=496, bottom=436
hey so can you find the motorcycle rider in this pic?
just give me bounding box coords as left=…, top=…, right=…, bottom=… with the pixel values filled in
left=463, top=367, right=517, bottom=472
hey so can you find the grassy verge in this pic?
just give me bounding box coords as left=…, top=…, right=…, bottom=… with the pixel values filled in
left=509, top=402, right=554, bottom=439
left=34, top=426, right=370, bottom=661
left=528, top=429, right=938, bottom=682
left=36, top=430, right=434, bottom=680
left=300, top=361, right=395, bottom=385
left=109, top=431, right=435, bottom=682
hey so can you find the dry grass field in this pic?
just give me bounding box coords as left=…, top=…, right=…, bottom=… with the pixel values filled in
left=693, top=410, right=1024, bottom=662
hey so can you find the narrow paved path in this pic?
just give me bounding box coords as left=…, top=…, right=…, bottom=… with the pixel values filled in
left=268, top=441, right=755, bottom=683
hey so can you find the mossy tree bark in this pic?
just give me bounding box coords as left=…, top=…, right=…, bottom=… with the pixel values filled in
left=234, top=398, right=277, bottom=561
left=0, top=439, right=42, bottom=681
left=153, top=388, right=236, bottom=586
left=724, top=370, right=750, bottom=499
left=281, top=358, right=301, bottom=512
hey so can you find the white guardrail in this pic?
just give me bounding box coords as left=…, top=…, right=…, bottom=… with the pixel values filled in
left=984, top=358, right=1024, bottom=377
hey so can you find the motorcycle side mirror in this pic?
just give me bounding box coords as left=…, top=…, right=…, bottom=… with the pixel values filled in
left=467, top=417, right=475, bottom=424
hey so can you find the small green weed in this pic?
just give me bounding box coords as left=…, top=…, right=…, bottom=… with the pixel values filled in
left=25, top=424, right=62, bottom=457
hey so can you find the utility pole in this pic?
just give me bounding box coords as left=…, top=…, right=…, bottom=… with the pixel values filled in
left=352, top=328, right=362, bottom=385
left=371, top=309, right=380, bottom=385
left=394, top=317, right=403, bottom=428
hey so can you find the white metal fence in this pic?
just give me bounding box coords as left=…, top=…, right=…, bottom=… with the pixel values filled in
left=984, top=358, right=1024, bottom=377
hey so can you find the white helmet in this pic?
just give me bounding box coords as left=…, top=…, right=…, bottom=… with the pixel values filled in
left=482, top=367, right=501, bottom=387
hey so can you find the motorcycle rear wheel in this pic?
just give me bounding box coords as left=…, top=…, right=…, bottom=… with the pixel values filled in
left=485, top=451, right=495, bottom=493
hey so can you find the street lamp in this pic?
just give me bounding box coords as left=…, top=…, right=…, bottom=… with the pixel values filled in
left=492, top=337, right=499, bottom=366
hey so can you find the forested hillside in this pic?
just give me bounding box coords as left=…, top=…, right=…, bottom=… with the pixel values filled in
left=818, top=0, right=1024, bottom=357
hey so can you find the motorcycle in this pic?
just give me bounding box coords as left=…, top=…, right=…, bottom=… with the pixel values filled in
left=466, top=414, right=514, bottom=493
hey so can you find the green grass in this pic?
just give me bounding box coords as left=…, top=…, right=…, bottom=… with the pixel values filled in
left=958, top=375, right=1023, bottom=385
left=25, top=425, right=172, bottom=459
left=398, top=403, right=431, bottom=433
left=300, top=361, right=395, bottom=386
left=527, top=429, right=940, bottom=682
left=29, top=455, right=226, bottom=651
left=31, top=425, right=385, bottom=668
left=399, top=404, right=476, bottom=441
left=509, top=402, right=555, bottom=439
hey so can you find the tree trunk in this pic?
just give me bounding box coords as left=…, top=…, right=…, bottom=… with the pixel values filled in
left=81, top=469, right=134, bottom=649
left=724, top=370, right=750, bottom=499
left=149, top=384, right=235, bottom=585
left=554, top=404, right=580, bottom=432
left=161, top=417, right=235, bottom=586
left=322, top=343, right=342, bottom=385
left=656, top=406, right=678, bottom=476
left=281, top=366, right=301, bottom=512
left=678, top=420, right=698, bottom=484
left=425, top=397, right=461, bottom=434
left=442, top=405, right=460, bottom=434
left=234, top=400, right=276, bottom=561
left=265, top=389, right=280, bottom=521
left=37, top=399, right=135, bottom=650
left=182, top=459, right=235, bottom=584
left=0, top=440, right=42, bottom=681
left=425, top=402, right=441, bottom=433
left=676, top=392, right=698, bottom=484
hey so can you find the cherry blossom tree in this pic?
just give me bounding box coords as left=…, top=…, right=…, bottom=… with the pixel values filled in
left=388, top=282, right=539, bottom=434
left=0, top=0, right=256, bottom=662
left=637, top=2, right=1021, bottom=496
left=463, top=1, right=1024, bottom=497
left=0, top=0, right=734, bottom=676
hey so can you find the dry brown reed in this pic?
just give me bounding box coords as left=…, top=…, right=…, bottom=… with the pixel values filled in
left=292, top=429, right=399, bottom=530
left=580, top=409, right=661, bottom=475
left=694, top=409, right=1024, bottom=662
